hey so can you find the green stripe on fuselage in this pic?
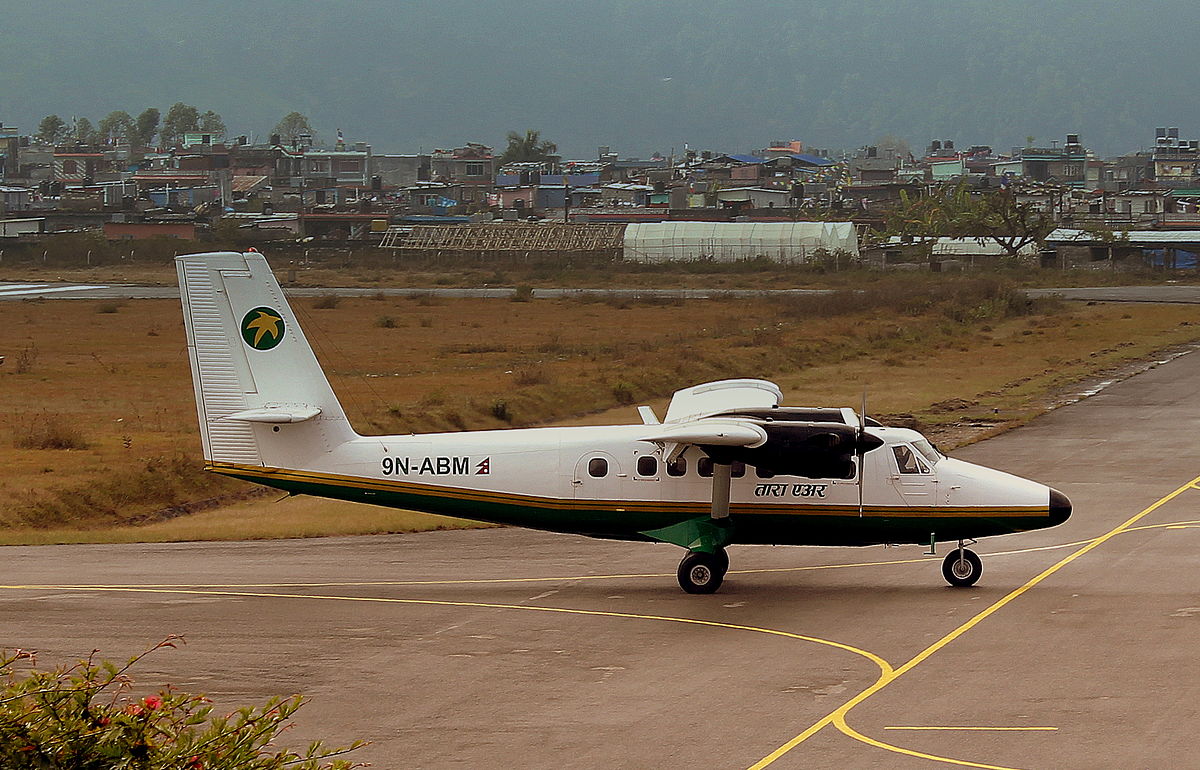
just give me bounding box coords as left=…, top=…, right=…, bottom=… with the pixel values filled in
left=211, top=465, right=1055, bottom=547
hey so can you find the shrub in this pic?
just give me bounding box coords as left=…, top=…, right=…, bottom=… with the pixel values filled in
left=0, top=639, right=364, bottom=769
left=611, top=381, right=636, bottom=405
left=96, top=302, right=122, bottom=314
left=375, top=315, right=398, bottom=328
left=312, top=294, right=340, bottom=309
left=513, top=366, right=548, bottom=386
left=490, top=399, right=512, bottom=422
left=510, top=285, right=534, bottom=302
left=11, top=343, right=38, bottom=374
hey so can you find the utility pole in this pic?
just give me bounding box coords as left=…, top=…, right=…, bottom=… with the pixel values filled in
left=563, top=173, right=571, bottom=224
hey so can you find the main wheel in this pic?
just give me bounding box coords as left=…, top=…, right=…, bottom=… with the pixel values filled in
left=941, top=548, right=982, bottom=587
left=678, top=551, right=725, bottom=594
left=713, top=546, right=729, bottom=575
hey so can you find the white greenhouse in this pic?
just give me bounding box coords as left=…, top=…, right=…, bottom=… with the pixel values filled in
left=622, top=221, right=859, bottom=264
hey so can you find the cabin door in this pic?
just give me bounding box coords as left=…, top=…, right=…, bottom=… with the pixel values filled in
left=573, top=451, right=623, bottom=501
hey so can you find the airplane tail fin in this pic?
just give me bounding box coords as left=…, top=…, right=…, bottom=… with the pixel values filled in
left=176, top=251, right=358, bottom=469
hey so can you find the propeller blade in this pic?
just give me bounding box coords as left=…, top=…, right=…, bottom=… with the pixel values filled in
left=857, top=388, right=867, bottom=517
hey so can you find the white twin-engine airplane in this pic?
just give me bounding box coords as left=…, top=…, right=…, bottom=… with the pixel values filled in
left=177, top=251, right=1071, bottom=594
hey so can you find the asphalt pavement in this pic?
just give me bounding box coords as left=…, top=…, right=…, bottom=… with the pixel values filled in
left=4, top=347, right=1200, bottom=767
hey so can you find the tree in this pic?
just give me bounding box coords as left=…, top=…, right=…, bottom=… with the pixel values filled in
left=160, top=102, right=200, bottom=147
left=73, top=117, right=98, bottom=145
left=97, top=110, right=135, bottom=144
left=134, top=107, right=160, bottom=147
left=498, top=129, right=558, bottom=165
left=884, top=182, right=1055, bottom=258
left=198, top=109, right=226, bottom=136
left=272, top=111, right=313, bottom=144
left=35, top=114, right=69, bottom=144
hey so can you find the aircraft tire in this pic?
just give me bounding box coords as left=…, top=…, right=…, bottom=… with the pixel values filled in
left=941, top=548, right=982, bottom=587
left=678, top=551, right=725, bottom=594
left=713, top=546, right=729, bottom=575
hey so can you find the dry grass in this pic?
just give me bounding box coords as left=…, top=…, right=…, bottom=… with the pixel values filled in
left=0, top=496, right=484, bottom=546
left=1, top=289, right=1198, bottom=544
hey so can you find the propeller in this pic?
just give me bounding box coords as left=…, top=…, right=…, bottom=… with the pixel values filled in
left=857, top=389, right=867, bottom=517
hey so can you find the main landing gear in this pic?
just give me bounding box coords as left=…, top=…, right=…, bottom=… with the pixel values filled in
left=941, top=541, right=982, bottom=587
left=678, top=547, right=729, bottom=594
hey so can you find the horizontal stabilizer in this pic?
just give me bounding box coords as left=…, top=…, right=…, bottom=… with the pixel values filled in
left=222, top=405, right=323, bottom=424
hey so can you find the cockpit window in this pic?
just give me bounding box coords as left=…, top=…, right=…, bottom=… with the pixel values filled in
left=893, top=445, right=930, bottom=475
left=912, top=439, right=941, bottom=465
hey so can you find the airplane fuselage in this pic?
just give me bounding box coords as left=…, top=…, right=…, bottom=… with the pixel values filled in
left=208, top=422, right=1068, bottom=548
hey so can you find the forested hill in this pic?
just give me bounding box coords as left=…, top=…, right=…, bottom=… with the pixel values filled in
left=1, top=0, right=1195, bottom=158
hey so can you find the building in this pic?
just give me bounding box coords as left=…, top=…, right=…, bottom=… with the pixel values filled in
left=430, top=143, right=494, bottom=206
left=714, top=187, right=792, bottom=209
left=0, top=185, right=34, bottom=211
left=1045, top=228, right=1200, bottom=269
left=623, top=221, right=858, bottom=263
left=1017, top=135, right=1088, bottom=185
left=0, top=217, right=44, bottom=237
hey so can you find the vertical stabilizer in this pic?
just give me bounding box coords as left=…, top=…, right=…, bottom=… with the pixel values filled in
left=177, top=251, right=358, bottom=468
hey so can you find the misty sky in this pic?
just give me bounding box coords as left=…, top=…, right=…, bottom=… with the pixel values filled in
left=2, top=0, right=1197, bottom=159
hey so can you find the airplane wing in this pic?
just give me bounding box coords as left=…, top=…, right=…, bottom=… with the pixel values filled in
left=640, top=392, right=884, bottom=479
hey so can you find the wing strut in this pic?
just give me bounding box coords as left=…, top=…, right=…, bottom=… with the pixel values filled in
left=711, top=463, right=732, bottom=520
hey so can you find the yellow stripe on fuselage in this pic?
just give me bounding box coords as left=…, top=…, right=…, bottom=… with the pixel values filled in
left=207, top=462, right=1049, bottom=519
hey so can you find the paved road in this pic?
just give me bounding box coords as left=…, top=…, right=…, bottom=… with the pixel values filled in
left=8, top=280, right=1200, bottom=303
left=4, top=350, right=1200, bottom=767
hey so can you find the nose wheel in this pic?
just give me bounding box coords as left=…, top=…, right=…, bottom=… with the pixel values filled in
left=678, top=548, right=728, bottom=594
left=941, top=545, right=982, bottom=587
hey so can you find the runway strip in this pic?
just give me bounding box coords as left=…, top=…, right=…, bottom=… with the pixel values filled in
left=746, top=474, right=1200, bottom=770
left=3, top=515, right=1197, bottom=769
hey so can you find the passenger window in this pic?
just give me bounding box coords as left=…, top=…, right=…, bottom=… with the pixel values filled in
left=755, top=466, right=775, bottom=479
left=666, top=457, right=687, bottom=477
left=731, top=461, right=746, bottom=478
left=697, top=457, right=714, bottom=477
left=588, top=457, right=608, bottom=478
left=637, top=456, right=658, bottom=477
left=892, top=445, right=928, bottom=474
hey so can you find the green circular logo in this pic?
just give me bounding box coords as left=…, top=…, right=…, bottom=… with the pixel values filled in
left=240, top=307, right=285, bottom=350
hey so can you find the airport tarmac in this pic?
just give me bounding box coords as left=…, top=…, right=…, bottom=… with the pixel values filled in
left=4, top=345, right=1200, bottom=767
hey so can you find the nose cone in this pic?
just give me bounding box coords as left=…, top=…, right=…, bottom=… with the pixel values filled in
left=1049, top=488, right=1072, bottom=525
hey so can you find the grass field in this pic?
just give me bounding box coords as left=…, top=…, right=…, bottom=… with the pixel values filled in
left=1, top=277, right=1197, bottom=544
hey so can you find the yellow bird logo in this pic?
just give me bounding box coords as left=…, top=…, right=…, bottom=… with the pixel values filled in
left=240, top=307, right=285, bottom=350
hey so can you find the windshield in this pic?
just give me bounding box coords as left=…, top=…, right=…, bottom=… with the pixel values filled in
left=912, top=439, right=941, bottom=465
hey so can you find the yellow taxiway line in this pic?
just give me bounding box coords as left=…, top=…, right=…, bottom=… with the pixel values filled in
left=1, top=513, right=1196, bottom=768
left=745, top=473, right=1200, bottom=770
left=883, top=727, right=1058, bottom=732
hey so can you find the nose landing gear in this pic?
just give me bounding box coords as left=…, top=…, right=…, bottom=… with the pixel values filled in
left=678, top=547, right=729, bottom=594
left=941, top=541, right=982, bottom=587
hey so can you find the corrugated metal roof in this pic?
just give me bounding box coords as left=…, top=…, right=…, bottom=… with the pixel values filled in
left=882, top=236, right=1037, bottom=257
left=1047, top=228, right=1200, bottom=245
left=789, top=153, right=836, bottom=167
left=232, top=175, right=268, bottom=193
left=726, top=154, right=765, bottom=164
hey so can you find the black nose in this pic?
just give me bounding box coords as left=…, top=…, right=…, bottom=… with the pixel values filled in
left=1049, top=488, right=1072, bottom=525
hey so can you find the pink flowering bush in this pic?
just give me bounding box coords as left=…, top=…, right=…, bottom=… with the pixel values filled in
left=0, top=637, right=364, bottom=769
